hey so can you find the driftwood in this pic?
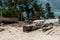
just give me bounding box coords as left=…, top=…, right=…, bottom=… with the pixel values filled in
left=0, top=17, right=19, bottom=23
left=23, top=26, right=33, bottom=32
left=42, top=27, right=53, bottom=32
left=23, top=25, right=41, bottom=32
left=0, top=23, right=4, bottom=26
left=0, top=28, right=5, bottom=32
left=47, top=30, right=53, bottom=35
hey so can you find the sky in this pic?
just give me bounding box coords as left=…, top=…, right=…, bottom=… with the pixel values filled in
left=2, top=0, right=60, bottom=18
left=38, top=0, right=60, bottom=18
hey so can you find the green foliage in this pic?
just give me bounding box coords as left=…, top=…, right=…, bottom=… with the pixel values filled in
left=0, top=0, right=2, bottom=6
left=50, top=12, right=55, bottom=19
left=2, top=8, right=7, bottom=17
left=45, top=3, right=55, bottom=19
left=58, top=15, right=60, bottom=19
left=46, top=3, right=51, bottom=10
left=0, top=0, right=55, bottom=21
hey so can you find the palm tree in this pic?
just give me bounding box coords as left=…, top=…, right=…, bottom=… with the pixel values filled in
left=30, top=8, right=37, bottom=18
left=45, top=3, right=55, bottom=19
left=19, top=7, right=24, bottom=21
left=33, top=2, right=44, bottom=19
left=50, top=12, right=55, bottom=19
left=0, top=0, right=2, bottom=23
left=46, top=3, right=51, bottom=19
left=19, top=0, right=34, bottom=19
left=0, top=0, right=2, bottom=7
left=2, top=8, right=7, bottom=17
left=0, top=0, right=2, bottom=9
left=8, top=0, right=13, bottom=7
left=14, top=0, right=18, bottom=9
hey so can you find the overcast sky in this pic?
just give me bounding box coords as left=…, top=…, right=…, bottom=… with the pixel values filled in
left=38, top=0, right=60, bottom=18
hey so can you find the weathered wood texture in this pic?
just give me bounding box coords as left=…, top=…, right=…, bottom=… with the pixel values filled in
left=0, top=17, right=19, bottom=23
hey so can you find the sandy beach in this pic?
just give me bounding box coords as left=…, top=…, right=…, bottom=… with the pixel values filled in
left=0, top=25, right=60, bottom=40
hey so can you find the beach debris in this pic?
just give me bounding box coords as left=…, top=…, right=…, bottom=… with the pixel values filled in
left=46, top=29, right=54, bottom=35
left=42, top=23, right=53, bottom=32
left=9, top=31, right=11, bottom=33
left=23, top=25, right=33, bottom=32
left=23, top=20, right=44, bottom=32
left=42, top=27, right=53, bottom=32
left=0, top=28, right=5, bottom=32
left=0, top=23, right=4, bottom=26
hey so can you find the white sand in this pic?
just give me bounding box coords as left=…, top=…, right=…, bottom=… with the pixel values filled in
left=0, top=25, right=60, bottom=40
